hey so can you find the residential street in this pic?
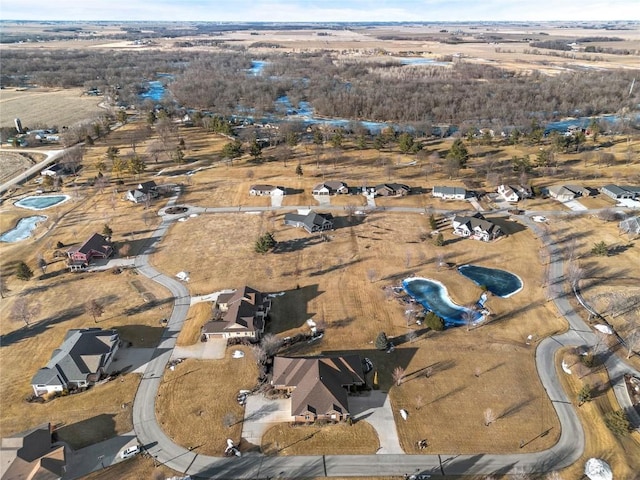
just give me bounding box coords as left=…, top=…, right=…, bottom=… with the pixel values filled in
left=124, top=198, right=640, bottom=479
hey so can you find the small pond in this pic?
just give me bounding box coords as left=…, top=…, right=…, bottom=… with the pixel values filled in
left=14, top=195, right=70, bottom=210
left=402, top=277, right=483, bottom=327
left=457, top=265, right=523, bottom=298
left=0, top=215, right=47, bottom=242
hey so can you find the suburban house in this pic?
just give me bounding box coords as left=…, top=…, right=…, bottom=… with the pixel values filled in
left=271, top=355, right=365, bottom=423
left=284, top=210, right=334, bottom=233
left=312, top=181, right=349, bottom=196
left=40, top=164, right=65, bottom=178
left=497, top=184, right=529, bottom=203
left=249, top=185, right=286, bottom=196
left=373, top=183, right=411, bottom=197
left=1, top=423, right=66, bottom=480
left=66, top=233, right=113, bottom=271
left=432, top=186, right=467, bottom=200
left=125, top=181, right=158, bottom=204
left=547, top=184, right=590, bottom=202
left=601, top=184, right=640, bottom=200
left=452, top=213, right=502, bottom=242
left=31, top=328, right=120, bottom=397
left=202, top=286, right=271, bottom=340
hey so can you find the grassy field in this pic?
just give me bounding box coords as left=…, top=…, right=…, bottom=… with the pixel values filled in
left=0, top=87, right=106, bottom=129
left=0, top=95, right=639, bottom=478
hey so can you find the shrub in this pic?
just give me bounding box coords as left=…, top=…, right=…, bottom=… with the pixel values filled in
left=424, top=311, right=445, bottom=331
left=434, top=233, right=444, bottom=247
left=604, top=410, right=631, bottom=435
left=591, top=241, right=608, bottom=256
left=255, top=232, right=276, bottom=254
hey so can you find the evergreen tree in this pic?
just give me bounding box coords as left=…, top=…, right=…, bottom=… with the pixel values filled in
left=424, top=312, right=445, bottom=331
left=295, top=164, right=303, bottom=177
left=446, top=138, right=469, bottom=169
left=102, top=224, right=113, bottom=240
left=16, top=261, right=33, bottom=281
left=375, top=332, right=389, bottom=350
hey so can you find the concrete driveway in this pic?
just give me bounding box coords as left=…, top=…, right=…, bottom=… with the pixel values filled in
left=171, top=337, right=226, bottom=360
left=241, top=395, right=293, bottom=448
left=350, top=391, right=403, bottom=454
left=108, top=347, right=155, bottom=374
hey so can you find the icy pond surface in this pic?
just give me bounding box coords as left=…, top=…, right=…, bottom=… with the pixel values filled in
left=0, top=215, right=47, bottom=242
left=457, top=265, right=523, bottom=298
left=14, top=195, right=70, bottom=210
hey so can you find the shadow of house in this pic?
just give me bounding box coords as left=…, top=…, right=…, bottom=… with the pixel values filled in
left=271, top=355, right=365, bottom=423
left=53, top=414, right=118, bottom=451
left=1, top=423, right=66, bottom=480
left=31, top=328, right=120, bottom=397
left=266, top=284, right=323, bottom=334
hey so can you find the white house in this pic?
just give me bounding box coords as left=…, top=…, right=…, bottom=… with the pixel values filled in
left=547, top=184, right=590, bottom=202
left=497, top=185, right=520, bottom=202
left=432, top=186, right=467, bottom=200
left=249, top=184, right=286, bottom=196
left=452, top=213, right=502, bottom=242
left=125, top=189, right=147, bottom=203
left=312, top=181, right=348, bottom=195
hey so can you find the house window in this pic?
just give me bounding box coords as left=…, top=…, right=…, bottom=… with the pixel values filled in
left=305, top=415, right=311, bottom=420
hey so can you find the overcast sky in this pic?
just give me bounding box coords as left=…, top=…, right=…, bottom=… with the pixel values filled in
left=0, top=0, right=637, bottom=22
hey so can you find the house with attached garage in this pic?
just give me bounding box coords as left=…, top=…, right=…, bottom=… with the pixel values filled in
left=125, top=181, right=158, bottom=204
left=452, top=212, right=502, bottom=242
left=547, top=184, right=590, bottom=202
left=249, top=184, right=286, bottom=196
left=432, top=186, right=467, bottom=200
left=31, top=328, right=120, bottom=397
left=0, top=423, right=66, bottom=480
left=202, top=286, right=271, bottom=340
left=497, top=184, right=529, bottom=202
left=66, top=233, right=113, bottom=271
left=271, top=355, right=365, bottom=423
left=374, top=183, right=411, bottom=197
left=312, top=181, right=348, bottom=195
left=601, top=184, right=640, bottom=200
left=284, top=210, right=334, bottom=233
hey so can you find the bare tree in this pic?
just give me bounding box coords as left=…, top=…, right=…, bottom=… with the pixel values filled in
left=11, top=297, right=40, bottom=327
left=625, top=328, right=640, bottom=359
left=474, top=367, right=482, bottom=377
left=510, top=467, right=530, bottom=480
left=223, top=412, right=237, bottom=429
left=566, top=261, right=584, bottom=290
left=546, top=471, right=563, bottom=480
left=37, top=254, right=47, bottom=275
left=366, top=269, right=377, bottom=283
left=405, top=249, right=412, bottom=268
left=406, top=330, right=418, bottom=343
left=0, top=276, right=9, bottom=298
left=392, top=366, right=405, bottom=386
left=251, top=344, right=267, bottom=365
left=260, top=333, right=283, bottom=357
left=85, top=299, right=104, bottom=323
left=119, top=243, right=131, bottom=258
left=483, top=407, right=496, bottom=426
left=462, top=309, right=476, bottom=331
left=436, top=252, right=446, bottom=270
left=415, top=394, right=424, bottom=411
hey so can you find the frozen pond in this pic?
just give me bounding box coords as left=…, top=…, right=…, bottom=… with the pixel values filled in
left=403, top=277, right=483, bottom=327
left=14, top=195, right=70, bottom=210
left=457, top=265, right=523, bottom=298
left=0, top=215, right=47, bottom=242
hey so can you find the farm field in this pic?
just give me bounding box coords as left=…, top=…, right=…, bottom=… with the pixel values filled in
left=0, top=87, right=106, bottom=130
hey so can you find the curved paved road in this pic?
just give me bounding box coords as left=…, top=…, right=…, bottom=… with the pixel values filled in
left=131, top=201, right=639, bottom=479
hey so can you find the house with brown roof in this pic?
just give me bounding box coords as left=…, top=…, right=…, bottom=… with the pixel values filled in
left=1, top=423, right=66, bottom=480
left=271, top=355, right=365, bottom=423
left=374, top=183, right=411, bottom=197
left=66, top=233, right=113, bottom=271
left=202, top=286, right=271, bottom=340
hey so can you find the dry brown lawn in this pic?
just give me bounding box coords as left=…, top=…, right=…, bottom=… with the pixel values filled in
left=0, top=87, right=105, bottom=129
left=261, top=421, right=379, bottom=455
left=155, top=353, right=257, bottom=456
left=177, top=302, right=210, bottom=346
left=557, top=348, right=640, bottom=480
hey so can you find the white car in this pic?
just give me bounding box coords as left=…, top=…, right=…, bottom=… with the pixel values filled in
left=120, top=445, right=140, bottom=459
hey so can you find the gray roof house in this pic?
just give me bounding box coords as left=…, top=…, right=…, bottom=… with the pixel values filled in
left=284, top=210, right=334, bottom=233
left=1, top=423, right=66, bottom=480
left=601, top=184, right=640, bottom=200
left=374, top=183, right=411, bottom=197
left=452, top=213, right=502, bottom=242
left=547, top=184, right=590, bottom=202
left=272, top=355, right=365, bottom=422
left=249, top=185, right=286, bottom=196
left=312, top=181, right=348, bottom=195
left=432, top=186, right=467, bottom=200
left=31, top=328, right=120, bottom=397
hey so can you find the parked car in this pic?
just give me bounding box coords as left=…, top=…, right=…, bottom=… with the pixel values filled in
left=120, top=445, right=141, bottom=459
